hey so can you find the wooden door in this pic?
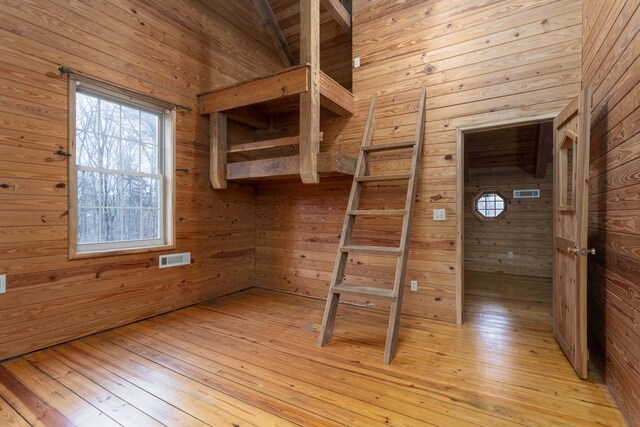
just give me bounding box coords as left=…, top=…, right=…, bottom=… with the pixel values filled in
left=552, top=87, right=592, bottom=379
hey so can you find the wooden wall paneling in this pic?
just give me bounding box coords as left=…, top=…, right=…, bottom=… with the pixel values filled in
left=583, top=0, right=640, bottom=424
left=464, top=166, right=554, bottom=278
left=0, top=0, right=284, bottom=361
left=255, top=0, right=581, bottom=322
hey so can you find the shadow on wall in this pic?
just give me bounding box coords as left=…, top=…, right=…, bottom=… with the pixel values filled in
left=587, top=101, right=607, bottom=380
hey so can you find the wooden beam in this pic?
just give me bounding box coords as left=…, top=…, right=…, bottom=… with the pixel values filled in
left=319, top=71, right=354, bottom=116
left=226, top=106, right=271, bottom=129
left=227, top=133, right=323, bottom=154
left=198, top=66, right=309, bottom=115
left=320, top=0, right=351, bottom=33
left=228, top=136, right=299, bottom=154
left=250, top=0, right=296, bottom=66
left=209, top=112, right=227, bottom=189
left=464, top=145, right=470, bottom=183
left=299, top=0, right=320, bottom=184
left=226, top=152, right=356, bottom=180
left=535, top=122, right=553, bottom=178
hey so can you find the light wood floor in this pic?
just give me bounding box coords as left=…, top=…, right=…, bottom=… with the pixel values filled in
left=0, top=272, right=627, bottom=426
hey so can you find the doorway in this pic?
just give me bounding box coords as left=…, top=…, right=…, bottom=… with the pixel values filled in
left=457, top=118, right=555, bottom=325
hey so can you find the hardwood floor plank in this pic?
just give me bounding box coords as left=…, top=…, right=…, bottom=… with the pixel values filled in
left=46, top=346, right=210, bottom=427
left=0, top=392, right=35, bottom=427
left=0, top=282, right=626, bottom=426
left=25, top=352, right=163, bottom=427
left=0, top=360, right=117, bottom=427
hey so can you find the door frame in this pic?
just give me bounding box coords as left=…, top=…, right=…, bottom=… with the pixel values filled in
left=455, top=113, right=559, bottom=324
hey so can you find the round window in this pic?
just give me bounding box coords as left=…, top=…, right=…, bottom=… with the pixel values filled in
left=473, top=191, right=506, bottom=219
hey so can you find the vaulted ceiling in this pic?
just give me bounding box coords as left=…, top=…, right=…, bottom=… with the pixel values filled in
left=465, top=122, right=554, bottom=176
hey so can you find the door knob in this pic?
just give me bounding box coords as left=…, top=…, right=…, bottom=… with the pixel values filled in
left=582, top=248, right=596, bottom=256
left=567, top=247, right=579, bottom=254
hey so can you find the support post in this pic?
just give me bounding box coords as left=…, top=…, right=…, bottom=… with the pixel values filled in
left=536, top=122, right=553, bottom=178
left=299, top=0, right=320, bottom=184
left=210, top=112, right=227, bottom=189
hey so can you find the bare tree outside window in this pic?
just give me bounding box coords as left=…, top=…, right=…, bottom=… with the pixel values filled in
left=75, top=92, right=162, bottom=248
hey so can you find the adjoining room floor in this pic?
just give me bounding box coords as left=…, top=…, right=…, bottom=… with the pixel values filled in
left=0, top=275, right=626, bottom=426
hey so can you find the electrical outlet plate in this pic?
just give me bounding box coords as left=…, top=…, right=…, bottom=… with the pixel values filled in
left=353, top=57, right=361, bottom=68
left=0, top=274, right=6, bottom=294
left=410, top=280, right=418, bottom=291
left=508, top=251, right=514, bottom=259
left=433, top=209, right=446, bottom=221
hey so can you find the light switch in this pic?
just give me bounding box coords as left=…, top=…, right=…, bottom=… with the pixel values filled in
left=353, top=57, right=361, bottom=68
left=0, top=274, right=6, bottom=294
left=433, top=209, right=446, bottom=221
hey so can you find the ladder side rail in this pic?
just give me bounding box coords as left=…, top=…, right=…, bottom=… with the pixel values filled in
left=318, top=97, right=376, bottom=347
left=384, top=87, right=427, bottom=363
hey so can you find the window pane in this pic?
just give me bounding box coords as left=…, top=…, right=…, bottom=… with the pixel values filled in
left=101, top=173, right=121, bottom=207
left=100, top=100, right=120, bottom=136
left=101, top=208, right=122, bottom=242
left=77, top=131, right=100, bottom=167
left=75, top=90, right=166, bottom=251
left=76, top=93, right=99, bottom=133
left=78, top=208, right=100, bottom=243
left=123, top=209, right=141, bottom=241
left=476, top=192, right=505, bottom=219
left=121, top=139, right=140, bottom=172
left=141, top=111, right=158, bottom=145
left=142, top=177, right=159, bottom=208
left=142, top=209, right=159, bottom=239
left=123, top=176, right=141, bottom=207
left=121, top=106, right=140, bottom=142
left=78, top=171, right=101, bottom=207
left=101, top=135, right=120, bottom=170
left=140, top=143, right=157, bottom=174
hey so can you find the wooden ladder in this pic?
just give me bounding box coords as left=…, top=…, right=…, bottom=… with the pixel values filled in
left=317, top=87, right=427, bottom=363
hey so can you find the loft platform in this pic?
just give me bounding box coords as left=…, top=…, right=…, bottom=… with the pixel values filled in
left=198, top=65, right=354, bottom=119
left=197, top=0, right=354, bottom=188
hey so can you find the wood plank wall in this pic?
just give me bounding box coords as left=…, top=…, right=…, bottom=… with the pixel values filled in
left=582, top=0, right=640, bottom=424
left=255, top=0, right=582, bottom=322
left=0, top=0, right=283, bottom=361
left=270, top=0, right=353, bottom=90
left=464, top=165, right=553, bottom=277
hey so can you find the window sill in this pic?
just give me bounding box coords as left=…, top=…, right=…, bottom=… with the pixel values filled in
left=69, top=243, right=177, bottom=260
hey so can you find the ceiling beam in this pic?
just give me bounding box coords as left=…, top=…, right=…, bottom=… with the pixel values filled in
left=535, top=122, right=553, bottom=178
left=320, top=0, right=351, bottom=33
left=251, top=0, right=296, bottom=66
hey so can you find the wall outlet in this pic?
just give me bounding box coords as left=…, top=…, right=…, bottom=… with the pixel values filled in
left=410, top=280, right=418, bottom=291
left=433, top=209, right=446, bottom=221
left=0, top=274, right=6, bottom=294
left=353, top=57, right=361, bottom=68
left=507, top=251, right=514, bottom=259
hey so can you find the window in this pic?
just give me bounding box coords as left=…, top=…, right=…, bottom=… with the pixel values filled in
left=473, top=191, right=506, bottom=220
left=69, top=81, right=175, bottom=257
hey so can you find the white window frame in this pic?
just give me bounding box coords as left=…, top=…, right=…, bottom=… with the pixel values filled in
left=68, top=79, right=176, bottom=259
left=472, top=191, right=507, bottom=221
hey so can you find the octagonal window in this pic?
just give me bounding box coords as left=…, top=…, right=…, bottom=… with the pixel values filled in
left=474, top=191, right=506, bottom=219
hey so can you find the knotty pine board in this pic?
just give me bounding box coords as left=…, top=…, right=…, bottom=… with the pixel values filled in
left=583, top=0, right=640, bottom=425
left=464, top=165, right=553, bottom=278
left=255, top=0, right=582, bottom=322
left=0, top=0, right=284, bottom=361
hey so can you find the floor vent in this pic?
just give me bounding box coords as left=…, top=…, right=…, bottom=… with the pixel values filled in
left=159, top=252, right=191, bottom=268
left=513, top=189, right=540, bottom=198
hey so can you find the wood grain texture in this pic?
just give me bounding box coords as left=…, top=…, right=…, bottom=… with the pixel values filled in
left=465, top=165, right=553, bottom=277
left=0, top=0, right=280, bottom=361
left=0, top=285, right=626, bottom=426
left=583, top=0, right=640, bottom=424
left=255, top=0, right=582, bottom=322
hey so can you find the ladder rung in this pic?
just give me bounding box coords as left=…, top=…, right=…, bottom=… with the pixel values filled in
left=340, top=245, right=402, bottom=255
left=333, top=283, right=396, bottom=300
left=348, top=209, right=406, bottom=216
left=362, top=141, right=415, bottom=152
left=356, top=174, right=412, bottom=182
